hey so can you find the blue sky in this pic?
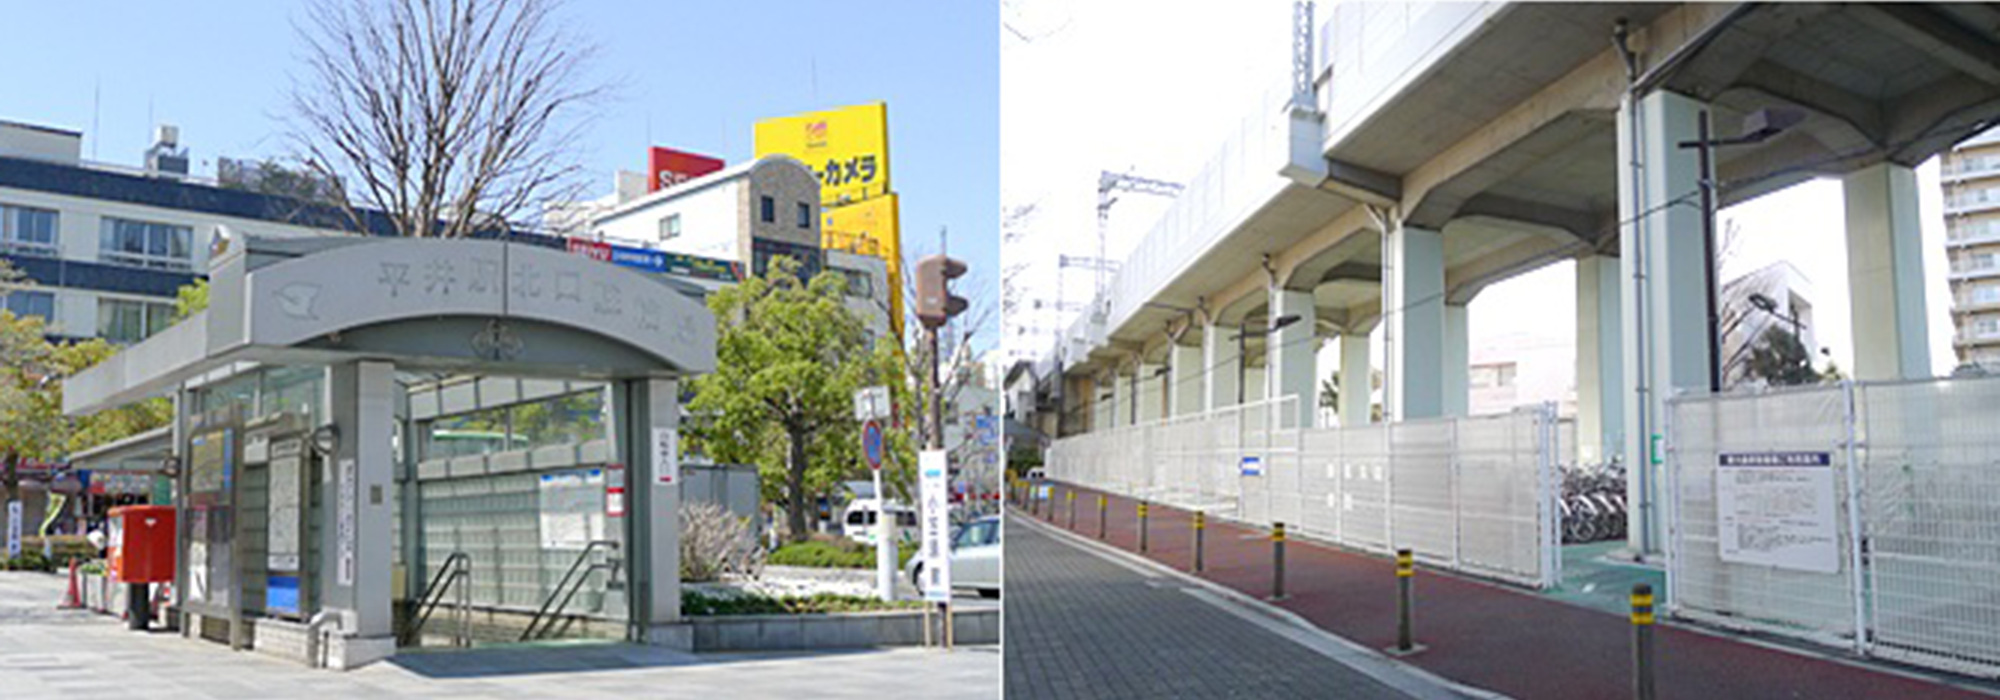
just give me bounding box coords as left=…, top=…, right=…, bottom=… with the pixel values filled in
left=0, top=0, right=999, bottom=345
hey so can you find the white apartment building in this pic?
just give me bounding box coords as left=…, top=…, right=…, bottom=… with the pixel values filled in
left=1942, top=127, right=2000, bottom=369
left=0, top=119, right=369, bottom=343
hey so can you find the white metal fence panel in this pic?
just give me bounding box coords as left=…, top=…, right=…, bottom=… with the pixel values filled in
left=1339, top=422, right=1393, bottom=554
left=1045, top=398, right=1556, bottom=589
left=1457, top=411, right=1548, bottom=586
left=1668, top=386, right=1859, bottom=647
left=1390, top=420, right=1458, bottom=567
left=1858, top=379, right=2000, bottom=677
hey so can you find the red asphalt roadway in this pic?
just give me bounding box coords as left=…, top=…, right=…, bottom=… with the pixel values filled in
left=1019, top=482, right=1991, bottom=700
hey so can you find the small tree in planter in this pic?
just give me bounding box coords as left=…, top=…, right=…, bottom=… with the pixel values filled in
left=680, top=502, right=765, bottom=582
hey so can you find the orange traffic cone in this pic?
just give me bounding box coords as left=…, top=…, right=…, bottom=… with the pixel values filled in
left=59, top=558, right=83, bottom=610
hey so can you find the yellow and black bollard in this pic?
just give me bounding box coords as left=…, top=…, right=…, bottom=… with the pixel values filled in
left=1395, top=549, right=1417, bottom=654
left=1632, top=583, right=1656, bottom=700
left=1270, top=522, right=1287, bottom=600
left=1138, top=501, right=1151, bottom=553
left=1097, top=494, right=1108, bottom=540
left=1047, top=487, right=1058, bottom=522
left=1192, top=511, right=1206, bottom=572
left=1066, top=490, right=1077, bottom=529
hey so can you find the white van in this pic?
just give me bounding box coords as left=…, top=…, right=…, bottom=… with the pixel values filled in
left=842, top=498, right=919, bottom=546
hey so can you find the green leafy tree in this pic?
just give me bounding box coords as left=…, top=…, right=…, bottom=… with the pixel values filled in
left=687, top=257, right=906, bottom=543
left=174, top=279, right=210, bottom=321
left=1746, top=326, right=1822, bottom=387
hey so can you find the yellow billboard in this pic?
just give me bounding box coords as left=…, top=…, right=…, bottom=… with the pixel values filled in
left=754, top=102, right=890, bottom=206
left=824, top=193, right=904, bottom=336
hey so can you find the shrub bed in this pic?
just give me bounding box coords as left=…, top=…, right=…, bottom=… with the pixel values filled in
left=682, top=590, right=925, bottom=616
left=767, top=539, right=916, bottom=569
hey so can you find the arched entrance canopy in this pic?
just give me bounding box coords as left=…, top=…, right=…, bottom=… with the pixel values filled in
left=66, top=235, right=717, bottom=416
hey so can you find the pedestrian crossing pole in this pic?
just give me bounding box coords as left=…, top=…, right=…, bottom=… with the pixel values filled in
left=1097, top=494, right=1107, bottom=539
left=1270, top=522, right=1287, bottom=601
left=1192, top=511, right=1206, bottom=573
left=1632, top=583, right=1656, bottom=700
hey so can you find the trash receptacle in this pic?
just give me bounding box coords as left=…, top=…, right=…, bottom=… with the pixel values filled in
left=107, top=505, right=175, bottom=631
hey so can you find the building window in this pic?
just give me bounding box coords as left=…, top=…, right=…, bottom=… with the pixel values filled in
left=97, top=298, right=175, bottom=344
left=760, top=196, right=775, bottom=223
left=100, top=218, right=193, bottom=271
left=1973, top=286, right=2000, bottom=305
left=3, top=289, right=55, bottom=320
left=797, top=202, right=811, bottom=229
left=1976, top=317, right=2000, bottom=338
left=0, top=204, right=59, bottom=256
left=838, top=268, right=874, bottom=298
left=660, top=213, right=682, bottom=240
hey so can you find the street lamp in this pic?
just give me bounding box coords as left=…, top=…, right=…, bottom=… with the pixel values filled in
left=1679, top=107, right=1805, bottom=392
left=1231, top=313, right=1303, bottom=405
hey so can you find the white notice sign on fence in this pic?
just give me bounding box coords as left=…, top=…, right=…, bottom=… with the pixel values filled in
left=1716, top=451, right=1839, bottom=574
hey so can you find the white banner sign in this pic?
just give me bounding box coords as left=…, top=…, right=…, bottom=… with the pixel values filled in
left=337, top=458, right=357, bottom=586
left=5, top=501, right=20, bottom=559
left=919, top=450, right=952, bottom=603
left=1716, top=451, right=1839, bottom=574
left=653, top=428, right=679, bottom=486
left=854, top=385, right=892, bottom=422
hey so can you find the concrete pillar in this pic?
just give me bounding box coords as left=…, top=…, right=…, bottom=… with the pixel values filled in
left=1137, top=362, right=1164, bottom=423
left=1618, top=89, right=1712, bottom=558
left=1245, top=366, right=1267, bottom=402
left=1169, top=343, right=1204, bottom=416
left=1338, top=332, right=1372, bottom=426
left=1110, top=365, right=1130, bottom=428
left=322, top=360, right=397, bottom=667
left=613, top=377, right=684, bottom=641
left=1203, top=321, right=1241, bottom=411
left=1268, top=289, right=1318, bottom=427
left=1444, top=303, right=1470, bottom=417
left=1577, top=255, right=1625, bottom=463
left=1844, top=162, right=1932, bottom=380
left=1385, top=223, right=1445, bottom=421
left=1576, top=255, right=1624, bottom=464
left=1097, top=373, right=1116, bottom=430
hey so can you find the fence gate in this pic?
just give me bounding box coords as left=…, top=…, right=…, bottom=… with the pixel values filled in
left=1666, top=377, right=2000, bottom=679
left=1046, top=398, right=1558, bottom=589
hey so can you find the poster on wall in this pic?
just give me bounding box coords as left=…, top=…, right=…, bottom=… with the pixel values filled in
left=539, top=469, right=607, bottom=550
left=337, top=458, right=357, bottom=587
left=653, top=428, right=679, bottom=487
left=1716, top=451, right=1840, bottom=574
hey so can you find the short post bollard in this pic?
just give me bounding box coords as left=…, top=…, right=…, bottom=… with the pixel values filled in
left=1393, top=549, right=1419, bottom=654
left=1270, top=522, right=1287, bottom=600
left=1097, top=494, right=1107, bottom=539
left=1067, top=490, right=1077, bottom=529
left=1192, top=511, right=1206, bottom=573
left=1138, top=502, right=1150, bottom=553
left=1047, top=488, right=1059, bottom=521
left=1632, top=583, right=1656, bottom=700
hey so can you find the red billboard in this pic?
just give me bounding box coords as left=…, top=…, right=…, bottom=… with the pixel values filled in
left=648, top=147, right=725, bottom=192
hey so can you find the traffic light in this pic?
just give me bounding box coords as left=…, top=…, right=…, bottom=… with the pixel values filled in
left=913, top=253, right=968, bottom=329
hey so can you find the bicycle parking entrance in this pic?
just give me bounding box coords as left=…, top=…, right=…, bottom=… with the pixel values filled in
left=62, top=234, right=716, bottom=669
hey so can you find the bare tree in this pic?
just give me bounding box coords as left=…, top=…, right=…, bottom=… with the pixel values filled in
left=289, top=0, right=606, bottom=238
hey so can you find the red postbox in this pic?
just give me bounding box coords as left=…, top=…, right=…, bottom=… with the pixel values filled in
left=107, top=505, right=176, bottom=584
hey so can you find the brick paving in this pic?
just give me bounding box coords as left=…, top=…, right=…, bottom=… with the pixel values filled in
left=1003, top=516, right=1421, bottom=699
left=1042, top=482, right=1999, bottom=700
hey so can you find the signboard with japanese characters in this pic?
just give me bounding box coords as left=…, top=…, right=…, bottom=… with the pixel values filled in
left=754, top=102, right=891, bottom=205
left=919, top=450, right=952, bottom=603
left=1716, top=451, right=1839, bottom=574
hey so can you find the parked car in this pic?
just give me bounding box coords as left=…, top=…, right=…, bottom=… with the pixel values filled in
left=841, top=498, right=919, bottom=546
left=906, top=515, right=1000, bottom=599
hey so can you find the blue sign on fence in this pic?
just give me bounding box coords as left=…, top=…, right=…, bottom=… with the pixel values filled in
left=1240, top=455, right=1264, bottom=477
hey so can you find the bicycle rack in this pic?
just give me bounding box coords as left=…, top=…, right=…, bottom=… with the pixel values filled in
left=403, top=551, right=473, bottom=647
left=521, top=540, right=620, bottom=642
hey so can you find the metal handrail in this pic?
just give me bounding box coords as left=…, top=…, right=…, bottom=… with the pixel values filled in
left=403, top=552, right=471, bottom=646
left=521, top=540, right=619, bottom=642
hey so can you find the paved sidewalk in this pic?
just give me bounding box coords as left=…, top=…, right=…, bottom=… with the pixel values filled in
left=1004, top=515, right=1436, bottom=699
left=0, top=572, right=997, bottom=699
left=1030, top=483, right=1997, bottom=700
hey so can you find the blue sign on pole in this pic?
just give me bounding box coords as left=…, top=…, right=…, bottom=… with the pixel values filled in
left=862, top=420, right=886, bottom=471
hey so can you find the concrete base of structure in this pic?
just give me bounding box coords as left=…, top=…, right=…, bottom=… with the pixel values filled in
left=676, top=608, right=1000, bottom=652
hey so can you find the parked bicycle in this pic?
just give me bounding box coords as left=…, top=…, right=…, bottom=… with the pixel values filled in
left=1561, top=459, right=1626, bottom=544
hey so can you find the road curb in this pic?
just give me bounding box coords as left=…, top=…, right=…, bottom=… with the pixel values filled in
left=1010, top=507, right=1510, bottom=700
